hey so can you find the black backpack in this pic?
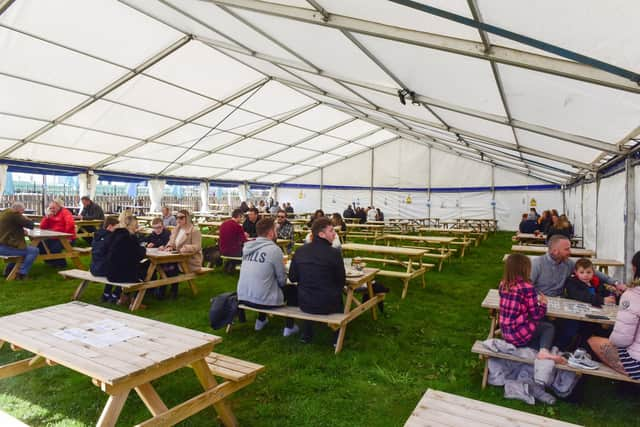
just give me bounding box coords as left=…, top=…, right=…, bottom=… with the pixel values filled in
left=209, top=291, right=239, bottom=330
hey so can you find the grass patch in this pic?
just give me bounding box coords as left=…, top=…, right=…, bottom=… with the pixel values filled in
left=0, top=232, right=637, bottom=426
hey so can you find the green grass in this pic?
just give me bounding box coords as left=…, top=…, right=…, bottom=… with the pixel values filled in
left=0, top=232, right=638, bottom=426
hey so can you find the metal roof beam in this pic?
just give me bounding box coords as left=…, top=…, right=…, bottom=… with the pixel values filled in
left=204, top=0, right=640, bottom=94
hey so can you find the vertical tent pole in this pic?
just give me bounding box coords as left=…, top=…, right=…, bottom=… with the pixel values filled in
left=491, top=165, right=496, bottom=221
left=427, top=146, right=432, bottom=220
left=562, top=184, right=567, bottom=214
left=370, top=148, right=374, bottom=207
left=624, top=158, right=635, bottom=282
left=320, top=168, right=324, bottom=210
left=580, top=182, right=585, bottom=244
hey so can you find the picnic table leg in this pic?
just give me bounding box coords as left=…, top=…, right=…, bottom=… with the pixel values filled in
left=481, top=356, right=489, bottom=389
left=180, top=261, right=198, bottom=296
left=367, top=280, right=377, bottom=321
left=6, top=261, right=21, bottom=281
left=401, top=278, right=409, bottom=299
left=129, top=289, right=147, bottom=311
left=135, top=382, right=169, bottom=416
left=72, top=279, right=89, bottom=300
left=335, top=322, right=347, bottom=354
left=97, top=390, right=130, bottom=427
left=60, top=238, right=83, bottom=269
left=192, top=358, right=238, bottom=427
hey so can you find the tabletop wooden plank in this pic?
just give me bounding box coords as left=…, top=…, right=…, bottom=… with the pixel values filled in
left=482, top=289, right=617, bottom=325
left=382, top=234, right=456, bottom=244
left=26, top=229, right=72, bottom=238
left=501, top=254, right=623, bottom=267
left=342, top=243, right=426, bottom=256
left=511, top=245, right=595, bottom=257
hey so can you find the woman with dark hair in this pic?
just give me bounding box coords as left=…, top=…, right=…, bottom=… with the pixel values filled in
left=307, top=209, right=325, bottom=228
left=546, top=214, right=573, bottom=240
left=239, top=201, right=249, bottom=213
left=330, top=213, right=346, bottom=230
left=588, top=253, right=639, bottom=380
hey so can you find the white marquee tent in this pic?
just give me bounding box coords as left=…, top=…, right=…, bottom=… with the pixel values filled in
left=1, top=0, right=639, bottom=277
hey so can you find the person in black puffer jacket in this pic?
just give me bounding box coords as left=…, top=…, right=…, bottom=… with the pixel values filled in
left=91, top=217, right=119, bottom=302
left=289, top=217, right=345, bottom=345
left=106, top=216, right=146, bottom=303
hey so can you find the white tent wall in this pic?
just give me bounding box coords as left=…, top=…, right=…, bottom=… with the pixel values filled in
left=323, top=151, right=372, bottom=187
left=581, top=182, right=598, bottom=253
left=279, top=188, right=320, bottom=214
left=494, top=190, right=564, bottom=231
left=596, top=173, right=626, bottom=279
left=636, top=165, right=640, bottom=258
left=322, top=189, right=370, bottom=214
left=372, top=191, right=429, bottom=219
left=430, top=151, right=492, bottom=188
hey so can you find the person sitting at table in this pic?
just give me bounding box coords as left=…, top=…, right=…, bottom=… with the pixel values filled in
left=243, top=208, right=259, bottom=238
left=285, top=202, right=294, bottom=214
left=106, top=215, right=147, bottom=304
left=0, top=202, right=37, bottom=280
left=366, top=206, right=377, bottom=222
left=275, top=209, right=294, bottom=253
left=91, top=217, right=119, bottom=302
left=530, top=207, right=540, bottom=221
left=269, top=202, right=280, bottom=215
left=546, top=215, right=573, bottom=241
left=375, top=208, right=384, bottom=221
left=331, top=213, right=346, bottom=231
left=39, top=198, right=76, bottom=268
left=160, top=210, right=203, bottom=299
left=500, top=254, right=566, bottom=363
left=141, top=217, right=170, bottom=248
left=356, top=207, right=367, bottom=224
left=77, top=196, right=104, bottom=221
left=538, top=210, right=551, bottom=232
left=257, top=200, right=267, bottom=213
left=518, top=213, right=540, bottom=234
left=238, top=218, right=298, bottom=337
left=307, top=209, right=325, bottom=228
left=239, top=201, right=249, bottom=214
left=532, top=235, right=622, bottom=349
left=220, top=209, right=248, bottom=274
left=289, top=217, right=345, bottom=345
left=343, top=204, right=355, bottom=219
left=161, top=206, right=176, bottom=227
left=565, top=258, right=617, bottom=308
left=76, top=195, right=105, bottom=244
left=587, top=251, right=640, bottom=380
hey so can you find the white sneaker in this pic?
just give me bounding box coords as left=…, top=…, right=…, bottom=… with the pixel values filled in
left=283, top=324, right=299, bottom=337
left=567, top=348, right=600, bottom=370
left=254, top=318, right=268, bottom=331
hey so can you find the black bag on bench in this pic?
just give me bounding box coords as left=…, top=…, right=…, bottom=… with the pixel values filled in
left=209, top=291, right=239, bottom=330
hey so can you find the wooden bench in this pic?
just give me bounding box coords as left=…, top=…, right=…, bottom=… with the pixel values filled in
left=471, top=340, right=640, bottom=388
left=0, top=410, right=30, bottom=427
left=0, top=256, right=23, bottom=281
left=399, top=245, right=455, bottom=272
left=220, top=255, right=242, bottom=272
left=72, top=247, right=92, bottom=255
left=59, top=268, right=213, bottom=310
left=354, top=256, right=434, bottom=299
left=405, top=389, right=582, bottom=427
left=136, top=352, right=264, bottom=427
left=236, top=302, right=380, bottom=354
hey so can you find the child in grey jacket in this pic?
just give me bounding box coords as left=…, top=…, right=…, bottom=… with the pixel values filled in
left=236, top=218, right=298, bottom=337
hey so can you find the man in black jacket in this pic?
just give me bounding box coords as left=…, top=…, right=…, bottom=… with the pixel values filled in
left=343, top=205, right=354, bottom=219
left=90, top=217, right=119, bottom=302
left=243, top=207, right=259, bottom=238
left=289, top=217, right=345, bottom=345
left=77, top=196, right=105, bottom=244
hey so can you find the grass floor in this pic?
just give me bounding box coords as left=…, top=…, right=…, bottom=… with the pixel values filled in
left=0, top=232, right=638, bottom=426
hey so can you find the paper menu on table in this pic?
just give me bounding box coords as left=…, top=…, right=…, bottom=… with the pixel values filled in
left=53, top=319, right=145, bottom=348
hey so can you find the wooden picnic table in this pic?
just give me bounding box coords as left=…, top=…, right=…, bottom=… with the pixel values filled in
left=514, top=233, right=583, bottom=247
left=511, top=244, right=595, bottom=257
left=74, top=219, right=105, bottom=239
left=405, top=389, right=581, bottom=427
left=501, top=254, right=623, bottom=275
left=0, top=302, right=247, bottom=426
left=345, top=223, right=385, bottom=240
left=417, top=227, right=476, bottom=255
left=343, top=218, right=361, bottom=224
left=381, top=234, right=456, bottom=271
left=341, top=243, right=429, bottom=299
left=29, top=228, right=82, bottom=267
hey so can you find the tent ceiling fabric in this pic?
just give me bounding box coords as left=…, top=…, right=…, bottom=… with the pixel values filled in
left=1, top=0, right=639, bottom=185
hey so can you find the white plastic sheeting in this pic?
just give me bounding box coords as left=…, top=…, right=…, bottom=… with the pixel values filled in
left=581, top=182, right=598, bottom=252
left=278, top=188, right=320, bottom=214
left=0, top=0, right=636, bottom=186
left=199, top=182, right=209, bottom=212
left=596, top=173, right=626, bottom=279
left=322, top=189, right=371, bottom=214
left=78, top=173, right=98, bottom=201
left=0, top=165, right=7, bottom=196
left=148, top=179, right=166, bottom=213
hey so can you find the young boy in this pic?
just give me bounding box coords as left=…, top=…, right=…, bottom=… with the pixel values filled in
left=564, top=258, right=616, bottom=307
left=91, top=217, right=119, bottom=302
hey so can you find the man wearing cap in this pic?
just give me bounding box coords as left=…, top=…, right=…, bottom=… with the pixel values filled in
left=0, top=202, right=37, bottom=280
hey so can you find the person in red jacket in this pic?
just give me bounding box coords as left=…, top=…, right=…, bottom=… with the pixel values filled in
left=39, top=199, right=76, bottom=267
left=219, top=208, right=248, bottom=273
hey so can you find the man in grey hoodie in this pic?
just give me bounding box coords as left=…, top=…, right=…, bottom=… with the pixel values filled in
left=237, top=218, right=298, bottom=337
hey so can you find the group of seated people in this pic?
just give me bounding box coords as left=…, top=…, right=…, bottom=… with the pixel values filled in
left=500, top=234, right=640, bottom=380
left=518, top=208, right=574, bottom=240
left=91, top=208, right=203, bottom=304
left=343, top=204, right=383, bottom=223
left=239, top=199, right=294, bottom=215
left=236, top=215, right=346, bottom=345
left=0, top=197, right=106, bottom=279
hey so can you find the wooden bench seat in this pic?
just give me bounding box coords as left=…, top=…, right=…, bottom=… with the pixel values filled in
left=352, top=256, right=432, bottom=299
left=237, top=296, right=383, bottom=354
left=405, top=389, right=582, bottom=427
left=399, top=245, right=455, bottom=271
left=471, top=340, right=640, bottom=388
left=72, top=247, right=92, bottom=254
left=0, top=255, right=23, bottom=281
left=59, top=268, right=205, bottom=310
left=205, top=352, right=265, bottom=382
